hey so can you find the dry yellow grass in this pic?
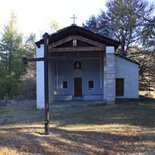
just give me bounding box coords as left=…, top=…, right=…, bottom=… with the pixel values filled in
left=0, top=99, right=155, bottom=155
left=139, top=91, right=155, bottom=98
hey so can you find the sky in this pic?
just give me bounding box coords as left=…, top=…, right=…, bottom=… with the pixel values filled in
left=0, top=0, right=107, bottom=39
left=0, top=0, right=154, bottom=40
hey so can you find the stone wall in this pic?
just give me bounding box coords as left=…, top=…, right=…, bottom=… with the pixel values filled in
left=104, top=46, right=116, bottom=103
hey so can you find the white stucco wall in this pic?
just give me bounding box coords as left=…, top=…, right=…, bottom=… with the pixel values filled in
left=36, top=45, right=45, bottom=109
left=115, top=56, right=139, bottom=98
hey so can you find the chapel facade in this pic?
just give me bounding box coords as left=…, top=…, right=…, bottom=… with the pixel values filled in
left=35, top=25, right=139, bottom=109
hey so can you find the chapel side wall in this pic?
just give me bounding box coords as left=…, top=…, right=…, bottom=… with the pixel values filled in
left=36, top=45, right=45, bottom=109
left=116, top=56, right=139, bottom=98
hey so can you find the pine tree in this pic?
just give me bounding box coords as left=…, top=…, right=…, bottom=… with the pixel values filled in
left=0, top=14, right=34, bottom=98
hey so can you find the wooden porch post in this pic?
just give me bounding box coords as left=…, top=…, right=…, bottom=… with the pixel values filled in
left=43, top=33, right=50, bottom=135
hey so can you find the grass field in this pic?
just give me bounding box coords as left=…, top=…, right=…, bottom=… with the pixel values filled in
left=0, top=99, right=155, bottom=155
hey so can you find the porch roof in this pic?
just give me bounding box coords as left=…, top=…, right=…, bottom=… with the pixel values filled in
left=35, top=25, right=120, bottom=49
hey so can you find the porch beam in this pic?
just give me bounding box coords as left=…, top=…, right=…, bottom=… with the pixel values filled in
left=76, top=36, right=105, bottom=48
left=49, top=35, right=75, bottom=48
left=49, top=47, right=103, bottom=52
left=49, top=35, right=105, bottom=49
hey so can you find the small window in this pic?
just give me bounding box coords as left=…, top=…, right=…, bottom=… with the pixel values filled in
left=116, top=78, right=124, bottom=96
left=74, top=61, right=81, bottom=69
left=63, top=81, right=68, bottom=88
left=88, top=81, right=94, bottom=89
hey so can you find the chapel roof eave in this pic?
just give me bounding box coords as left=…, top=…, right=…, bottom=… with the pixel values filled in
left=35, top=25, right=120, bottom=49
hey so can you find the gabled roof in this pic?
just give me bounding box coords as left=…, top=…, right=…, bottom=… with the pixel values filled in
left=35, top=25, right=120, bottom=49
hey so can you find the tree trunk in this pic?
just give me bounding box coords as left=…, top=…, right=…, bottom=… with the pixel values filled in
left=121, top=41, right=126, bottom=57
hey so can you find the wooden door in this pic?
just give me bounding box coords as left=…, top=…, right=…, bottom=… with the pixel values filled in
left=116, top=78, right=124, bottom=96
left=74, top=78, right=82, bottom=97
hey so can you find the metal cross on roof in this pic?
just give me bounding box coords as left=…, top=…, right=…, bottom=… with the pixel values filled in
left=71, top=14, right=77, bottom=25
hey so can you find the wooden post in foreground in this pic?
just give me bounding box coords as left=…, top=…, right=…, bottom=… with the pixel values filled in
left=22, top=33, right=50, bottom=135
left=43, top=33, right=50, bottom=135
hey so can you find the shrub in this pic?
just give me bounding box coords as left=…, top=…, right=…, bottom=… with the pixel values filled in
left=0, top=76, right=21, bottom=99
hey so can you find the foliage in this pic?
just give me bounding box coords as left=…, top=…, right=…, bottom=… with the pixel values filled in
left=50, top=20, right=61, bottom=33
left=127, top=47, right=155, bottom=91
left=0, top=14, right=35, bottom=99
left=83, top=0, right=154, bottom=56
left=25, top=33, right=36, bottom=51
left=82, top=15, right=113, bottom=39
left=141, top=17, right=155, bottom=51
left=82, top=15, right=98, bottom=33
left=0, top=76, right=21, bottom=98
left=127, top=13, right=155, bottom=91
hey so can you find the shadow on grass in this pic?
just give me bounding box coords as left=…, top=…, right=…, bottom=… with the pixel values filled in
left=0, top=100, right=155, bottom=154
left=0, top=126, right=155, bottom=154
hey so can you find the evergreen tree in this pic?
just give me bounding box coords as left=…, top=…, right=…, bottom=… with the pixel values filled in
left=82, top=15, right=113, bottom=38
left=0, top=14, right=22, bottom=75
left=0, top=14, right=34, bottom=98
left=82, top=15, right=98, bottom=33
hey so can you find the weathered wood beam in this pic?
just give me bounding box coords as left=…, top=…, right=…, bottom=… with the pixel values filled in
left=49, top=35, right=75, bottom=48
left=49, top=47, right=103, bottom=52
left=23, top=56, right=101, bottom=62
left=76, top=36, right=105, bottom=48
left=22, top=57, right=45, bottom=64
left=49, top=35, right=106, bottom=49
